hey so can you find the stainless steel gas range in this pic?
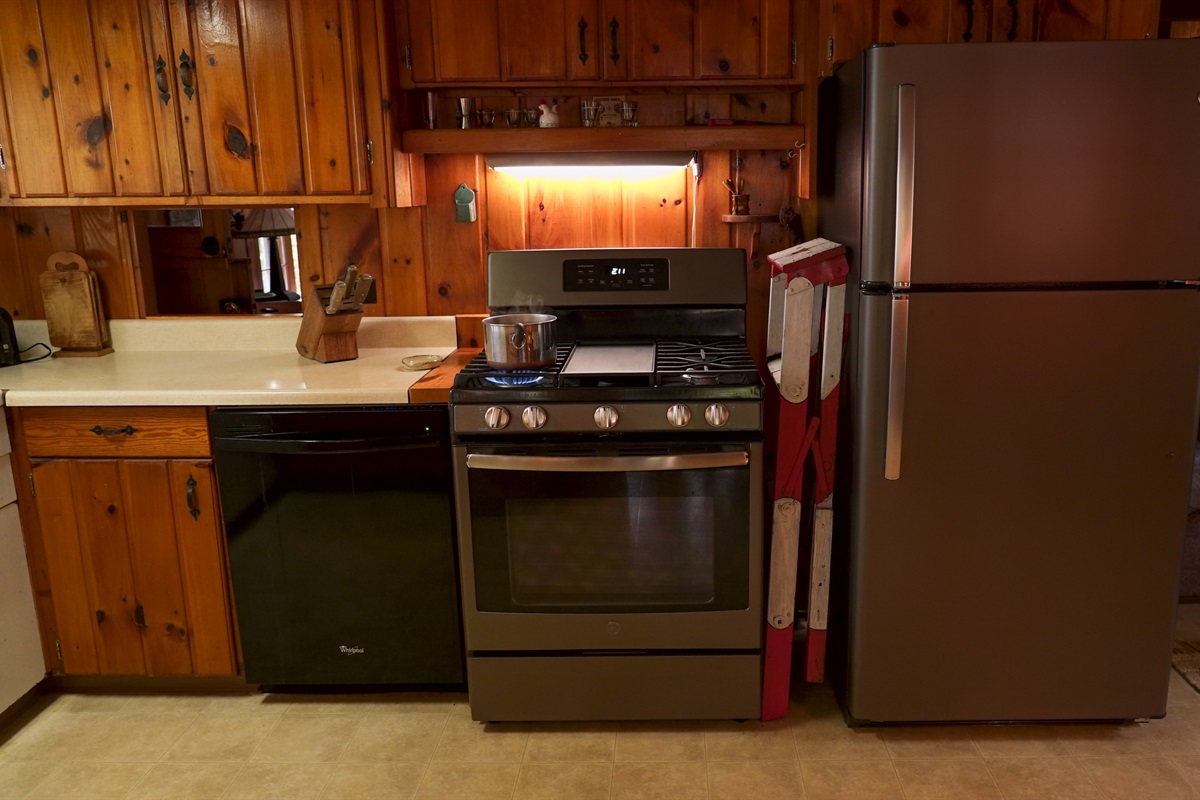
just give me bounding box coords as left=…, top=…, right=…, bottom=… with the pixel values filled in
left=449, top=247, right=765, bottom=722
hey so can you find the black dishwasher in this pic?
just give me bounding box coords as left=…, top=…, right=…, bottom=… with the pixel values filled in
left=209, top=405, right=463, bottom=688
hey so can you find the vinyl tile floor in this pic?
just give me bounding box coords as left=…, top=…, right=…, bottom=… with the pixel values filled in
left=7, top=608, right=1200, bottom=800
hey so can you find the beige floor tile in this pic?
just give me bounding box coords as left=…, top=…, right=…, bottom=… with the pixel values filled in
left=1171, top=754, right=1200, bottom=789
left=792, top=717, right=891, bottom=761
left=523, top=724, right=616, bottom=762
left=1170, top=672, right=1200, bottom=706
left=162, top=714, right=279, bottom=762
left=251, top=713, right=363, bottom=763
left=340, top=713, right=448, bottom=763
left=969, top=725, right=1073, bottom=758
left=892, top=758, right=1003, bottom=800
left=800, top=759, right=904, bottom=800
left=318, top=763, right=426, bottom=800
left=0, top=711, right=115, bottom=762
left=223, top=762, right=335, bottom=800
left=787, top=683, right=844, bottom=724
left=123, top=761, right=242, bottom=799
left=878, top=726, right=980, bottom=759
left=1146, top=713, right=1200, bottom=755
left=365, top=692, right=471, bottom=715
left=1077, top=755, right=1200, bottom=799
left=705, top=718, right=797, bottom=761
left=432, top=717, right=530, bottom=763
left=43, top=694, right=130, bottom=713
left=415, top=763, right=520, bottom=799
left=1057, top=723, right=1165, bottom=757
left=117, top=695, right=218, bottom=714
left=615, top=721, right=706, bottom=761
left=0, top=759, right=58, bottom=799
left=985, top=756, right=1106, bottom=800
left=707, top=760, right=806, bottom=799
left=73, top=712, right=198, bottom=762
left=28, top=761, right=153, bottom=800
left=514, top=763, right=612, bottom=799
left=199, top=693, right=291, bottom=714
left=610, top=761, right=708, bottom=800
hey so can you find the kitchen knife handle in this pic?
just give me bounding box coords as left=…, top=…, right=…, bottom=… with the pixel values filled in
left=894, top=83, right=915, bottom=289
left=884, top=293, right=909, bottom=481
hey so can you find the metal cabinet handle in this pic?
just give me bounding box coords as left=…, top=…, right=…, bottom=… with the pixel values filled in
left=1006, top=0, right=1019, bottom=41
left=185, top=474, right=200, bottom=520
left=134, top=603, right=147, bottom=628
left=962, top=0, right=975, bottom=42
left=609, top=17, right=620, bottom=64
left=154, top=54, right=171, bottom=104
left=886, top=84, right=916, bottom=481
left=89, top=424, right=138, bottom=436
left=178, top=49, right=195, bottom=98
left=578, top=17, right=589, bottom=65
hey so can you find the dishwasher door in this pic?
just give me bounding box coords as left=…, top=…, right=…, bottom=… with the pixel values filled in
left=210, top=405, right=463, bottom=687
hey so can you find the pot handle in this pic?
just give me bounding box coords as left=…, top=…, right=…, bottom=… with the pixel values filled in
left=510, top=323, right=527, bottom=349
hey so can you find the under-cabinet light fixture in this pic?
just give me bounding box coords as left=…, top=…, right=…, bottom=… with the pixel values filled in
left=486, top=151, right=695, bottom=180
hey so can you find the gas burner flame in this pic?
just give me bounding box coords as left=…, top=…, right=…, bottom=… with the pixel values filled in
left=484, top=374, right=543, bottom=387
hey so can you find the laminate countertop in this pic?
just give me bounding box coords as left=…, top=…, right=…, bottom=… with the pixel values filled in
left=0, top=317, right=459, bottom=407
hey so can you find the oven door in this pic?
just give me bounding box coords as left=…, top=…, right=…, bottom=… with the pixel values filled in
left=453, top=441, right=763, bottom=652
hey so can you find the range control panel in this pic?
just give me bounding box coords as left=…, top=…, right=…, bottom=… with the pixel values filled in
left=563, top=259, right=669, bottom=292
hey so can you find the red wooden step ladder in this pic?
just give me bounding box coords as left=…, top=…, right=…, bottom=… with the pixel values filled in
left=761, top=238, right=849, bottom=721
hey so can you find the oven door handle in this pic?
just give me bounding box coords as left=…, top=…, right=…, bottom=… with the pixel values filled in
left=465, top=451, right=748, bottom=472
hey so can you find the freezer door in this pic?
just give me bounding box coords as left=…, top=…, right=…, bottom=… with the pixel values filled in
left=845, top=288, right=1200, bottom=722
left=855, top=40, right=1200, bottom=286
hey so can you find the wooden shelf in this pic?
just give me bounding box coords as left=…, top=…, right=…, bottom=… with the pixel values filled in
left=721, top=214, right=778, bottom=224
left=400, top=125, right=804, bottom=155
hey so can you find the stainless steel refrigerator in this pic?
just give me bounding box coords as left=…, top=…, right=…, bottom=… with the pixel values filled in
left=819, top=40, right=1200, bottom=724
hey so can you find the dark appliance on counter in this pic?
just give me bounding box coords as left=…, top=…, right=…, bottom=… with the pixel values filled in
left=0, top=308, right=19, bottom=367
left=210, top=405, right=464, bottom=689
left=450, top=247, right=765, bottom=722
left=821, top=40, right=1200, bottom=724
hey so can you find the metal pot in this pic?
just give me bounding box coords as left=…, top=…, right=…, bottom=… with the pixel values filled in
left=482, top=313, right=557, bottom=369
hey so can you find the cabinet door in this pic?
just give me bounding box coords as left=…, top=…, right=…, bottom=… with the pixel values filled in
left=696, top=0, right=792, bottom=79
left=432, top=0, right=502, bottom=81
left=1034, top=0, right=1108, bottom=40
left=879, top=0, right=952, bottom=43
left=499, top=0, right=568, bottom=80
left=0, top=0, right=189, bottom=200
left=614, top=0, right=694, bottom=80
left=990, top=0, right=1035, bottom=41
left=818, top=0, right=877, bottom=77
left=31, top=458, right=235, bottom=677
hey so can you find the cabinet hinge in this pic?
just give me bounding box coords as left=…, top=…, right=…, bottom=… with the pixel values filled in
left=791, top=40, right=797, bottom=66
left=826, top=35, right=834, bottom=62
left=366, top=139, right=374, bottom=166
left=404, top=44, right=412, bottom=71
left=55, top=639, right=63, bottom=664
left=0, top=142, right=6, bottom=170
left=28, top=471, right=35, bottom=498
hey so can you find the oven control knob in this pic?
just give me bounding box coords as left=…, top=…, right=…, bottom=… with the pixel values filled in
left=704, top=403, right=730, bottom=428
left=483, top=406, right=511, bottom=430
left=666, top=404, right=692, bottom=427
left=594, top=406, right=619, bottom=429
left=522, top=406, right=547, bottom=429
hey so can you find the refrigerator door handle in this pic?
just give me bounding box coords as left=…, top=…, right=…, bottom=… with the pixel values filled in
left=893, top=83, right=916, bottom=288
left=885, top=293, right=909, bottom=480
left=885, top=83, right=916, bottom=481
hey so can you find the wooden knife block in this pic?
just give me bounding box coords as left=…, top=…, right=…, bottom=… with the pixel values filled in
left=295, top=285, right=363, bottom=363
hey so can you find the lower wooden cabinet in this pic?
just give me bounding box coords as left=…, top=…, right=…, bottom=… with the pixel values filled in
left=31, top=458, right=236, bottom=677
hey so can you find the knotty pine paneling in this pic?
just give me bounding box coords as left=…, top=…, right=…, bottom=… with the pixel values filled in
left=424, top=153, right=488, bottom=315
left=378, top=206, right=430, bottom=316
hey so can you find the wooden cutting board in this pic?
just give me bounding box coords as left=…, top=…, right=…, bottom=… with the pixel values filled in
left=40, top=251, right=113, bottom=356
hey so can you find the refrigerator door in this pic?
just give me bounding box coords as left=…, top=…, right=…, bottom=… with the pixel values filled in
left=854, top=40, right=1200, bottom=286
left=845, top=287, right=1200, bottom=722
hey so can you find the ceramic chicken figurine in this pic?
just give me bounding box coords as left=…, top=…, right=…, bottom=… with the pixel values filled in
left=538, top=103, right=559, bottom=127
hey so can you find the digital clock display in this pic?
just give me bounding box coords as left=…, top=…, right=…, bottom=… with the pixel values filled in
left=563, top=259, right=669, bottom=292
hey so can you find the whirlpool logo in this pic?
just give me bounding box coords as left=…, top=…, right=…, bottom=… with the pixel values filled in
left=339, top=645, right=365, bottom=655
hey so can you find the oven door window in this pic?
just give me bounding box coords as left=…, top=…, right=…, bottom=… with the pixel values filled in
left=466, top=446, right=750, bottom=613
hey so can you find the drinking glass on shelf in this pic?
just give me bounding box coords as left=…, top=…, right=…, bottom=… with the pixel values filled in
left=522, top=108, right=540, bottom=128
left=619, top=101, right=639, bottom=127
left=580, top=100, right=599, bottom=128
left=477, top=109, right=495, bottom=128
left=504, top=108, right=523, bottom=128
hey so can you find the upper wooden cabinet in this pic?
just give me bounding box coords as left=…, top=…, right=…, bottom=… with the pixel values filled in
left=821, top=0, right=1161, bottom=75
left=0, top=0, right=371, bottom=205
left=400, top=0, right=800, bottom=85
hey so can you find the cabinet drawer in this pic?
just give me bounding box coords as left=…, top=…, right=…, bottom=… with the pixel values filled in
left=21, top=407, right=210, bottom=458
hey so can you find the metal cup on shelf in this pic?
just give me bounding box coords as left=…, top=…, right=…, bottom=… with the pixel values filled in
left=456, top=98, right=474, bottom=129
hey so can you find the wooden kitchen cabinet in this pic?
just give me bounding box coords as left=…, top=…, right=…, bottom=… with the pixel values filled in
left=21, top=407, right=236, bottom=677
left=0, top=0, right=371, bottom=205
left=400, top=0, right=799, bottom=85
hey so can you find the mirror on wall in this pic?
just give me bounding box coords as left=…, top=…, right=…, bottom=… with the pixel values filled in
left=135, top=207, right=303, bottom=316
